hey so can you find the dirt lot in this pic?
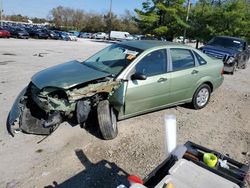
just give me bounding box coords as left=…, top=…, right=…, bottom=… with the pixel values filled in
left=0, top=38, right=249, bottom=188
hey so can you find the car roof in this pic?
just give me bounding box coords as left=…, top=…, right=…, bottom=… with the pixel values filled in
left=120, top=40, right=188, bottom=51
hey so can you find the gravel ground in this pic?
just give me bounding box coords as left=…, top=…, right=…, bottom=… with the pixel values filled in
left=0, top=38, right=249, bottom=188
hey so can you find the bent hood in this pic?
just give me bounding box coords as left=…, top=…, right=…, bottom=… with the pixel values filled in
left=32, top=60, right=110, bottom=89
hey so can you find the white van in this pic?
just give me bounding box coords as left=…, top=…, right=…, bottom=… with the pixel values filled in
left=110, top=31, right=134, bottom=41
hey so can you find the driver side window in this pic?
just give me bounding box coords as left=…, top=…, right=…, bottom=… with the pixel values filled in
left=135, top=49, right=167, bottom=77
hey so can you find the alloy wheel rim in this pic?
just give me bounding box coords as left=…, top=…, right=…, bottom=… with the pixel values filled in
left=196, top=88, right=209, bottom=107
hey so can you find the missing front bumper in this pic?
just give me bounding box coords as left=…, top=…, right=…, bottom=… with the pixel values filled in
left=6, top=85, right=62, bottom=136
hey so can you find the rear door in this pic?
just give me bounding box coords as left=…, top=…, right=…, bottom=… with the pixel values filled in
left=169, top=48, right=202, bottom=103
left=124, top=48, right=171, bottom=116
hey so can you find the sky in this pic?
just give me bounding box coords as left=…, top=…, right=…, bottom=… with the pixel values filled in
left=2, top=0, right=145, bottom=18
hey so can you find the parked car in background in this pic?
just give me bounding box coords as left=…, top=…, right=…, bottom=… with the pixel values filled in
left=110, top=31, right=133, bottom=41
left=26, top=29, right=49, bottom=39
left=200, top=36, right=249, bottom=74
left=69, top=31, right=80, bottom=37
left=60, top=32, right=71, bottom=41
left=7, top=41, right=224, bottom=140
left=132, top=34, right=144, bottom=40
left=42, top=30, right=60, bottom=40
left=53, top=31, right=71, bottom=41
left=79, top=32, right=93, bottom=38
left=0, top=27, right=11, bottom=38
left=67, top=32, right=78, bottom=41
left=94, top=32, right=108, bottom=40
left=9, top=27, right=29, bottom=39
left=173, top=36, right=188, bottom=43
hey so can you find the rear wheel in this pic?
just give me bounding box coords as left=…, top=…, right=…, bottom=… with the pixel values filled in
left=97, top=100, right=118, bottom=140
left=192, top=84, right=211, bottom=109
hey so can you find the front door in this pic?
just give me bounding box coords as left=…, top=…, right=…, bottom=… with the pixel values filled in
left=124, top=49, right=171, bottom=116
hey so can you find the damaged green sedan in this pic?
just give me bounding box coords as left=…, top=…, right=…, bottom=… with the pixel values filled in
left=7, top=41, right=224, bottom=140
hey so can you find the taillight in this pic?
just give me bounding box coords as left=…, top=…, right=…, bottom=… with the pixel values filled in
left=221, top=68, right=224, bottom=75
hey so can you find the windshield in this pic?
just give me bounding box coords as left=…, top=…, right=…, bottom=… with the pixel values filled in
left=207, top=37, right=244, bottom=52
left=84, top=44, right=142, bottom=76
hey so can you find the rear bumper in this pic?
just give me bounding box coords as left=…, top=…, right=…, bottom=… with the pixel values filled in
left=213, top=75, right=224, bottom=90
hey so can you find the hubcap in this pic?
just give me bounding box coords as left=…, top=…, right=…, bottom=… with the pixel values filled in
left=196, top=88, right=209, bottom=107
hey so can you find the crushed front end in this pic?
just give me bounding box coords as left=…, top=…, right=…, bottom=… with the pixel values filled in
left=7, top=79, right=121, bottom=136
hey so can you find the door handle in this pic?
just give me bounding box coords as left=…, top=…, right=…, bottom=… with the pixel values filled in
left=157, top=77, right=168, bottom=83
left=191, top=70, right=199, bottom=74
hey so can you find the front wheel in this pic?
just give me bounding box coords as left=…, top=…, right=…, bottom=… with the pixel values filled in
left=192, top=84, right=211, bottom=110
left=97, top=100, right=118, bottom=140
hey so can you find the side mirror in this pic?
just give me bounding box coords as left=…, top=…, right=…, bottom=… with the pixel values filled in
left=131, top=73, right=147, bottom=80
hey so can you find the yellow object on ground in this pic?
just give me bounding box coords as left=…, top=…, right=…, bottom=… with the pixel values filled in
left=166, top=182, right=174, bottom=188
left=203, top=153, right=218, bottom=167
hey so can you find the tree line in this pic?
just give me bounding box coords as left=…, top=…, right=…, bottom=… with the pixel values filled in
left=49, top=6, right=140, bottom=34
left=2, top=0, right=250, bottom=42
left=135, top=0, right=250, bottom=42
left=3, top=14, right=47, bottom=24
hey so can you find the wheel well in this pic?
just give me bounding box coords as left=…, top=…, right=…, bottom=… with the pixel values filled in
left=203, top=82, right=213, bottom=92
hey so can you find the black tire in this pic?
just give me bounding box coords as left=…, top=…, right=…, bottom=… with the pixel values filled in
left=76, top=100, right=91, bottom=124
left=97, top=100, right=118, bottom=140
left=192, top=84, right=211, bottom=110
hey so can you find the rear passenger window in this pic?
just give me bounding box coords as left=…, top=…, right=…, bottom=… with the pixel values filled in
left=194, top=51, right=207, bottom=65
left=170, top=49, right=195, bottom=71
